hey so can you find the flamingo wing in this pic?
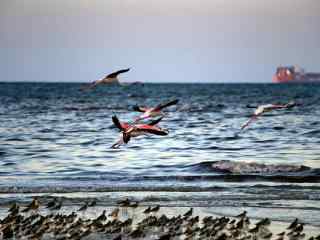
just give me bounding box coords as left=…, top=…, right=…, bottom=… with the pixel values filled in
left=246, top=104, right=258, bottom=109
left=80, top=81, right=99, bottom=91
left=112, top=116, right=131, bottom=131
left=154, top=99, right=179, bottom=111
left=133, top=105, right=147, bottom=112
left=106, top=68, right=130, bottom=78
left=148, top=117, right=164, bottom=126
left=136, top=125, right=168, bottom=135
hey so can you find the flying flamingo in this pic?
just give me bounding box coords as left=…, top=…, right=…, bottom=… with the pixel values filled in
left=81, top=68, right=130, bottom=90
left=133, top=99, right=179, bottom=122
left=111, top=116, right=168, bottom=148
left=241, top=101, right=296, bottom=130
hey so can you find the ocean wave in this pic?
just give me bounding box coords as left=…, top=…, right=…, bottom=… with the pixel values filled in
left=0, top=185, right=226, bottom=194
left=193, top=160, right=313, bottom=175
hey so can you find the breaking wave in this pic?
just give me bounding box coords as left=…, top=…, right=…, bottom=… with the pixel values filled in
left=200, top=160, right=311, bottom=174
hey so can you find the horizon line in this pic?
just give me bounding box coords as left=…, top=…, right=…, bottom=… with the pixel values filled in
left=0, top=81, right=274, bottom=84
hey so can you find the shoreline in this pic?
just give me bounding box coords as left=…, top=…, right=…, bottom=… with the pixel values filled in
left=1, top=195, right=319, bottom=239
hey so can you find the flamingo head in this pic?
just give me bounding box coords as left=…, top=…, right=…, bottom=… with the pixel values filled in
left=123, top=127, right=135, bottom=143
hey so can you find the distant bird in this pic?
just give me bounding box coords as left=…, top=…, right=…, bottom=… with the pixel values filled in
left=287, top=223, right=304, bottom=235
left=81, top=68, right=130, bottom=90
left=109, top=208, right=120, bottom=218
left=133, top=99, right=179, bottom=122
left=150, top=205, right=160, bottom=213
left=8, top=202, right=19, bottom=215
left=241, top=101, right=296, bottom=130
left=51, top=201, right=62, bottom=211
left=235, top=210, right=247, bottom=219
left=96, top=210, right=107, bottom=222
left=117, top=198, right=130, bottom=207
left=78, top=202, right=88, bottom=212
left=287, top=218, right=299, bottom=230
left=256, top=218, right=271, bottom=227
left=129, top=201, right=139, bottom=208
left=143, top=206, right=152, bottom=214
left=183, top=208, right=193, bottom=218
left=88, top=200, right=97, bottom=207
left=111, top=115, right=168, bottom=148
left=22, top=197, right=39, bottom=212
left=277, top=231, right=286, bottom=236
left=46, top=198, right=57, bottom=209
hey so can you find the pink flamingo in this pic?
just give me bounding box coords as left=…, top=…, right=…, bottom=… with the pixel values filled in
left=111, top=116, right=168, bottom=148
left=133, top=99, right=179, bottom=122
left=241, top=101, right=296, bottom=130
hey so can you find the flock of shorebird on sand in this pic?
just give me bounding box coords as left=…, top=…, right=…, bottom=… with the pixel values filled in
left=1, top=196, right=318, bottom=240
left=81, top=68, right=297, bottom=148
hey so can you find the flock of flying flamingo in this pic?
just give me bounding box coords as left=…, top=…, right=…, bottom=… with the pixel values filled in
left=81, top=68, right=297, bottom=148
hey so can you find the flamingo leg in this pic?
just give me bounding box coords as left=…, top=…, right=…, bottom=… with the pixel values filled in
left=241, top=116, right=258, bottom=130
left=111, top=138, right=124, bottom=149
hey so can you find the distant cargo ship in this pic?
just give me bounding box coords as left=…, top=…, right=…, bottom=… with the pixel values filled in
left=272, top=65, right=320, bottom=83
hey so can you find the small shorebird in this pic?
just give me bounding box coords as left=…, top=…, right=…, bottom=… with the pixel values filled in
left=143, top=206, right=152, bottom=214
left=109, top=208, right=120, bottom=219
left=241, top=101, right=296, bottom=130
left=287, top=218, right=298, bottom=229
left=183, top=208, right=193, bottom=219
left=111, top=115, right=168, bottom=148
left=235, top=210, right=247, bottom=218
left=22, top=197, right=40, bottom=213
left=8, top=202, right=19, bottom=215
left=81, top=68, right=130, bottom=90
left=133, top=99, right=179, bottom=122
left=78, top=202, right=88, bottom=212
left=117, top=198, right=131, bottom=207
left=150, top=205, right=160, bottom=213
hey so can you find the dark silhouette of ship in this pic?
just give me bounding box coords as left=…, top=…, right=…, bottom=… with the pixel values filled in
left=273, top=65, right=320, bottom=83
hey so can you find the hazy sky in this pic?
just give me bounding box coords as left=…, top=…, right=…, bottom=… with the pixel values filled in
left=1, top=0, right=319, bottom=83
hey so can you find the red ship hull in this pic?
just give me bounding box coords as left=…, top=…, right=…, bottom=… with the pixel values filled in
left=273, top=66, right=320, bottom=83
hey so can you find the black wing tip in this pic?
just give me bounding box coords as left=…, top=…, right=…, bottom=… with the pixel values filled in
left=246, top=104, right=256, bottom=108
left=112, top=115, right=123, bottom=130
left=120, top=68, right=130, bottom=73
left=172, top=99, right=179, bottom=104
left=132, top=105, right=140, bottom=111
left=159, top=130, right=169, bottom=136
left=148, top=117, right=164, bottom=126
